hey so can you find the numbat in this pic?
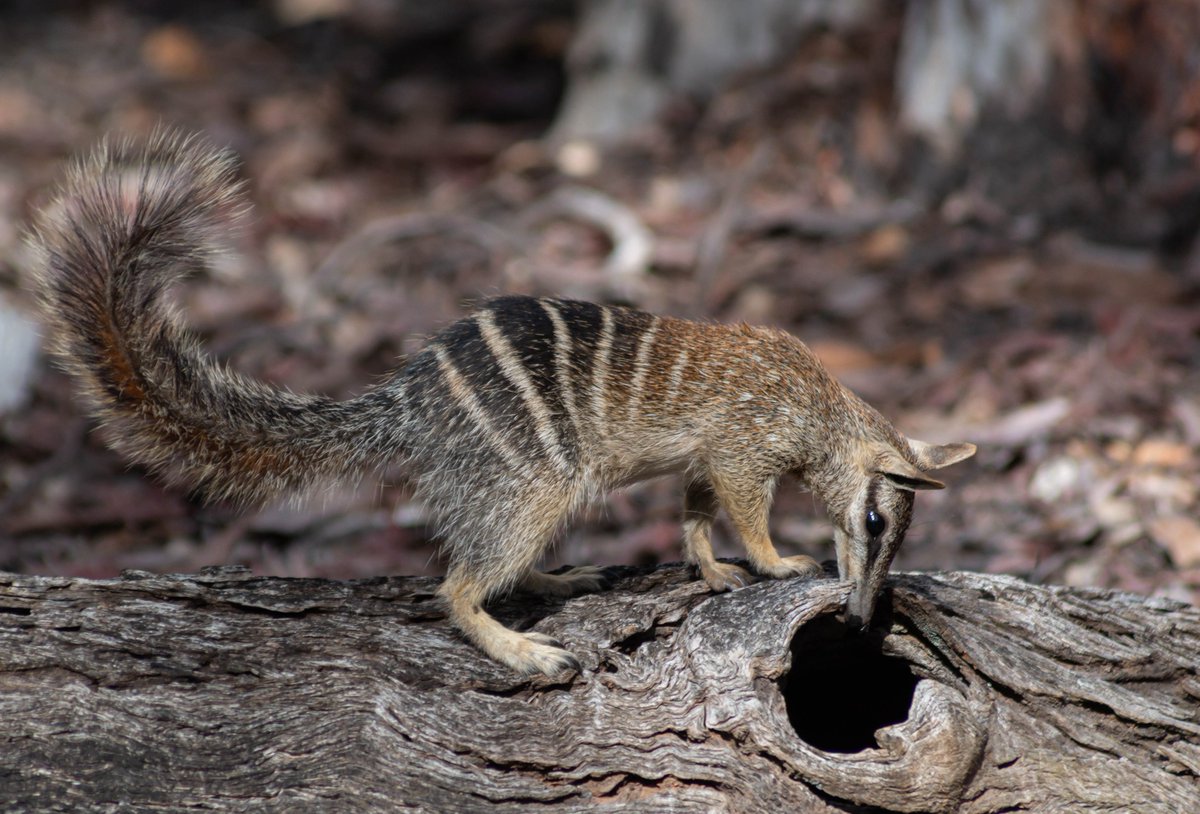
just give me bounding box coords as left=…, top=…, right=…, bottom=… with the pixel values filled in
left=29, top=134, right=975, bottom=676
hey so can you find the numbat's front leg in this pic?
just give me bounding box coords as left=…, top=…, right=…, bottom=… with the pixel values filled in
left=714, top=471, right=822, bottom=581
left=682, top=480, right=754, bottom=591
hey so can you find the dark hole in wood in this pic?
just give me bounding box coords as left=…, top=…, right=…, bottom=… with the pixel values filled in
left=784, top=614, right=919, bottom=753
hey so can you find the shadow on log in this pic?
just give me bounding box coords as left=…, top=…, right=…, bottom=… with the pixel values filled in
left=1, top=564, right=1197, bottom=812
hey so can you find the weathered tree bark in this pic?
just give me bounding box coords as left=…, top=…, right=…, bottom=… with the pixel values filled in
left=1, top=564, right=1197, bottom=812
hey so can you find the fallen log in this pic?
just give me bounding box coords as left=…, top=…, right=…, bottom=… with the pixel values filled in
left=1, top=564, right=1197, bottom=812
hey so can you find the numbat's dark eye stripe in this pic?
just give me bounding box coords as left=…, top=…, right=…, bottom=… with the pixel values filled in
left=866, top=509, right=887, bottom=538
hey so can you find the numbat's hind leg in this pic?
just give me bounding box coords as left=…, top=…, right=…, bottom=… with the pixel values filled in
left=439, top=481, right=583, bottom=676
left=442, top=571, right=581, bottom=675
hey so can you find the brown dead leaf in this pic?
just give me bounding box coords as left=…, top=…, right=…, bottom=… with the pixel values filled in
left=808, top=340, right=880, bottom=375
left=141, top=25, right=209, bottom=81
left=0, top=84, right=46, bottom=137
left=1131, top=437, right=1192, bottom=468
left=1127, top=470, right=1198, bottom=507
left=971, top=397, right=1073, bottom=446
left=1148, top=515, right=1200, bottom=568
left=272, top=0, right=353, bottom=26
left=960, top=257, right=1032, bottom=309
left=860, top=224, right=909, bottom=266
left=1171, top=397, right=1200, bottom=446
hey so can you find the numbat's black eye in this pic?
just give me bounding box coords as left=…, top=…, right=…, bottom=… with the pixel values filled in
left=865, top=509, right=887, bottom=538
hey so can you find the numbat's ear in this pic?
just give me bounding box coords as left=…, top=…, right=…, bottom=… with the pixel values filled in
left=907, top=439, right=977, bottom=471
left=872, top=444, right=946, bottom=491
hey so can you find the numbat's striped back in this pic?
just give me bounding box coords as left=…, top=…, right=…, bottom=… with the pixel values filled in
left=30, top=132, right=975, bottom=677
left=395, top=295, right=834, bottom=490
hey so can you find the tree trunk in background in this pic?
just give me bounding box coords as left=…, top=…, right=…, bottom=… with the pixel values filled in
left=2, top=565, right=1197, bottom=812
left=552, top=0, right=1069, bottom=149
left=550, top=0, right=877, bottom=143
left=894, top=0, right=1072, bottom=152
left=553, top=0, right=1199, bottom=163
left=553, top=0, right=1200, bottom=260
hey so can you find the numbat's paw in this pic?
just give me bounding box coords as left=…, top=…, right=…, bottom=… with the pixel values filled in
left=453, top=599, right=583, bottom=677
left=757, top=554, right=822, bottom=580
left=508, top=631, right=581, bottom=676
left=698, top=561, right=754, bottom=592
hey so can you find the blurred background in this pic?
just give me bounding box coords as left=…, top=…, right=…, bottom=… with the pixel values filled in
left=1, top=0, right=1197, bottom=604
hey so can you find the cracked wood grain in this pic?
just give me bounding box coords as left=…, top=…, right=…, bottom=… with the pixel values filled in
left=1, top=565, right=1197, bottom=812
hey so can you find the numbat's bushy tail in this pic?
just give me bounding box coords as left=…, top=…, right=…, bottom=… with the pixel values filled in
left=28, top=133, right=402, bottom=506
left=29, top=132, right=975, bottom=677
